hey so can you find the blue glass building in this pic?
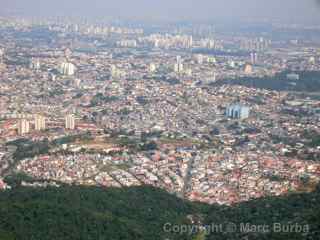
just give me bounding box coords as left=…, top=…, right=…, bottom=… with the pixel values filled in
left=226, top=104, right=250, bottom=119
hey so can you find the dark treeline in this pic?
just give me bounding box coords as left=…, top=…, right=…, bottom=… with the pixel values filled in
left=211, top=71, right=320, bottom=92
left=0, top=177, right=319, bottom=240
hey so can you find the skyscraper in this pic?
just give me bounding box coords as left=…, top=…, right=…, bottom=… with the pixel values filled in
left=64, top=48, right=73, bottom=59
left=18, top=119, right=30, bottom=135
left=149, top=63, right=157, bottom=73
left=0, top=48, right=4, bottom=63
left=65, top=114, right=75, bottom=130
left=30, top=58, right=41, bottom=71
left=244, top=64, right=253, bottom=74
left=34, top=114, right=46, bottom=131
left=110, top=65, right=124, bottom=78
left=174, top=56, right=184, bottom=73
left=226, top=104, right=250, bottom=120
left=250, top=52, right=258, bottom=65
left=60, top=62, right=76, bottom=76
left=195, top=54, right=204, bottom=64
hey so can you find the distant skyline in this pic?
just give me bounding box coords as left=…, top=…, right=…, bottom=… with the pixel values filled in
left=1, top=0, right=320, bottom=24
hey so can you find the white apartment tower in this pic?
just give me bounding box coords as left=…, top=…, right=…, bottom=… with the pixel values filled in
left=60, top=62, right=76, bottom=76
left=18, top=119, right=30, bottom=135
left=65, top=114, right=75, bottom=130
left=34, top=114, right=46, bottom=131
left=149, top=63, right=157, bottom=73
left=174, top=56, right=184, bottom=73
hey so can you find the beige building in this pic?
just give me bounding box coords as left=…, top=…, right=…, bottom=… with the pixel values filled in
left=18, top=119, right=30, bottom=135
left=65, top=114, right=75, bottom=130
left=34, top=114, right=46, bottom=131
left=244, top=63, right=253, bottom=75
left=149, top=63, right=157, bottom=73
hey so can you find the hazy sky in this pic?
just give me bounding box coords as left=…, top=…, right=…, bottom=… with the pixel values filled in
left=1, top=0, right=320, bottom=23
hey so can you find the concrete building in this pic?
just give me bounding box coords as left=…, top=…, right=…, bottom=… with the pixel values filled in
left=30, top=58, right=41, bottom=71
left=34, top=114, right=46, bottom=131
left=244, top=63, right=253, bottom=74
left=174, top=56, right=184, bottom=73
left=65, top=114, right=75, bottom=130
left=250, top=52, right=258, bottom=65
left=195, top=54, right=204, bottom=64
left=64, top=48, right=72, bottom=59
left=60, top=62, right=76, bottom=76
left=0, top=48, right=4, bottom=63
left=110, top=65, right=125, bottom=78
left=149, top=63, right=157, bottom=73
left=226, top=104, right=250, bottom=119
left=18, top=119, right=30, bottom=135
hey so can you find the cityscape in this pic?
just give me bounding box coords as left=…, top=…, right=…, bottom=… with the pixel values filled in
left=0, top=1, right=320, bottom=238
left=0, top=16, right=319, bottom=206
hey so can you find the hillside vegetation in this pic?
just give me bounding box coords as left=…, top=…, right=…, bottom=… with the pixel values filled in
left=0, top=178, right=319, bottom=240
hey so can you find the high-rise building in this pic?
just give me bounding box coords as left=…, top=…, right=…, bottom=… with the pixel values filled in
left=309, top=56, right=316, bottom=65
left=110, top=65, right=117, bottom=77
left=250, top=52, right=258, bottom=65
left=34, top=114, right=46, bottom=131
left=60, top=62, right=76, bottom=76
left=64, top=48, right=72, bottom=59
left=188, top=36, right=193, bottom=48
left=110, top=65, right=125, bottom=78
left=18, top=119, right=30, bottom=135
left=228, top=60, right=236, bottom=68
left=207, top=56, right=216, bottom=64
left=154, top=40, right=159, bottom=48
left=116, top=40, right=137, bottom=48
left=49, top=73, right=56, bottom=81
left=244, top=64, right=253, bottom=74
left=226, top=104, right=250, bottom=120
left=174, top=56, right=184, bottom=73
left=200, top=39, right=215, bottom=49
left=74, top=78, right=82, bottom=87
left=65, top=114, right=75, bottom=130
left=30, top=58, right=41, bottom=71
left=149, top=63, right=157, bottom=73
left=208, top=72, right=216, bottom=83
left=185, top=69, right=192, bottom=77
left=195, top=54, right=204, bottom=64
left=0, top=48, right=4, bottom=63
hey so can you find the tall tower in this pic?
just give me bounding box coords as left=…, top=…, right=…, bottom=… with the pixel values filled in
left=34, top=114, right=46, bottom=131
left=195, top=54, right=204, bottom=64
left=110, top=65, right=118, bottom=78
left=18, top=119, right=30, bottom=135
left=60, top=62, right=76, bottom=76
left=149, top=63, right=157, bottom=73
left=30, top=58, right=41, bottom=71
left=188, top=36, right=193, bottom=48
left=210, top=72, right=216, bottom=82
left=0, top=48, right=4, bottom=63
left=174, top=56, right=184, bottom=73
left=64, top=48, right=72, bottom=60
left=244, top=63, right=253, bottom=75
left=250, top=52, right=258, bottom=65
left=65, top=114, right=75, bottom=130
